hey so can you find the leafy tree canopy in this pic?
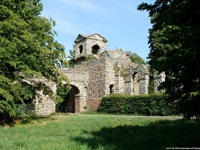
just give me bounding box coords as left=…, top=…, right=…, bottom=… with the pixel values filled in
left=0, top=0, right=67, bottom=119
left=129, top=52, right=146, bottom=64
left=138, top=0, right=200, bottom=119
left=67, top=46, right=76, bottom=69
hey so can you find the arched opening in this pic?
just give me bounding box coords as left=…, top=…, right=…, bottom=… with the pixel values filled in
left=57, top=84, right=80, bottom=113
left=66, top=85, right=80, bottom=113
left=56, top=84, right=70, bottom=113
left=110, top=84, right=114, bottom=94
left=133, top=72, right=139, bottom=94
left=92, top=44, right=100, bottom=54
left=79, top=45, right=83, bottom=54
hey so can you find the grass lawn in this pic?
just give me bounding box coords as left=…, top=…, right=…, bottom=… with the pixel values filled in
left=0, top=114, right=200, bottom=150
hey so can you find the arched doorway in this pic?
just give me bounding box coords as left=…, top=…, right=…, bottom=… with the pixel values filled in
left=66, top=85, right=80, bottom=113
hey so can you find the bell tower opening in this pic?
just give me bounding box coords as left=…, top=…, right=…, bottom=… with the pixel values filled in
left=74, top=34, right=107, bottom=59
left=92, top=44, right=100, bottom=54
left=79, top=45, right=83, bottom=54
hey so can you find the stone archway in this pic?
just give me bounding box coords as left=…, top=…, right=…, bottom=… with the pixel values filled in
left=61, top=70, right=88, bottom=113
left=66, top=85, right=80, bottom=113
left=65, top=82, right=87, bottom=113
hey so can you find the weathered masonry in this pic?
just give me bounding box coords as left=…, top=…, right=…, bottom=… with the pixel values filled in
left=33, top=33, right=150, bottom=115
left=61, top=33, right=149, bottom=113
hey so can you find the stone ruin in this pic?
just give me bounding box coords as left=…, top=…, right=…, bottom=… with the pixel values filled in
left=60, top=33, right=149, bottom=113
left=33, top=33, right=153, bottom=115
left=33, top=78, right=56, bottom=116
left=154, top=71, right=166, bottom=93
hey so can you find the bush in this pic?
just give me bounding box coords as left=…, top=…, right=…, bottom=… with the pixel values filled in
left=98, top=94, right=179, bottom=116
left=15, top=104, right=35, bottom=117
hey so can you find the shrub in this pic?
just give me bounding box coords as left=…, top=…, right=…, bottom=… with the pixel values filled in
left=98, top=94, right=179, bottom=116
left=15, top=104, right=35, bottom=117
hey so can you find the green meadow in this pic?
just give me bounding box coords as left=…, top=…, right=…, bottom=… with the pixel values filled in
left=0, top=114, right=199, bottom=150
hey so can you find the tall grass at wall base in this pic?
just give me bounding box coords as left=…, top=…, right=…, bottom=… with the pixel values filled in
left=98, top=94, right=179, bottom=116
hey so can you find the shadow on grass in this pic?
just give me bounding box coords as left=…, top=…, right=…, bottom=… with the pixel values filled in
left=73, top=120, right=200, bottom=150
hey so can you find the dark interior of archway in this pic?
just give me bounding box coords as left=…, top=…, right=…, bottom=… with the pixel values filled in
left=66, top=85, right=80, bottom=113
left=56, top=85, right=79, bottom=113
left=92, top=45, right=100, bottom=54
left=132, top=72, right=139, bottom=94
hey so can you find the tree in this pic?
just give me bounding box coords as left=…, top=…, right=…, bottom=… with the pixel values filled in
left=138, top=0, right=200, bottom=119
left=56, top=84, right=71, bottom=112
left=67, top=48, right=76, bottom=68
left=0, top=0, right=67, bottom=121
left=129, top=52, right=146, bottom=64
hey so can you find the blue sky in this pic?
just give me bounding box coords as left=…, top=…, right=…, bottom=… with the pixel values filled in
left=41, top=0, right=152, bottom=60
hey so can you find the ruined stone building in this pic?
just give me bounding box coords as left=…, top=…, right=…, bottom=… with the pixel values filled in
left=154, top=72, right=166, bottom=93
left=61, top=33, right=149, bottom=113
left=33, top=33, right=149, bottom=115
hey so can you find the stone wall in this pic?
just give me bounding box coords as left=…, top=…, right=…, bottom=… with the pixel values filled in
left=75, top=96, right=87, bottom=113
left=138, top=65, right=149, bottom=94
left=102, top=50, right=149, bottom=95
left=86, top=58, right=107, bottom=100
left=114, top=62, right=126, bottom=94
left=154, top=72, right=166, bottom=93
left=34, top=91, right=56, bottom=116
left=62, top=57, right=107, bottom=111
left=33, top=78, right=56, bottom=116
left=104, top=58, right=116, bottom=95
left=87, top=100, right=101, bottom=111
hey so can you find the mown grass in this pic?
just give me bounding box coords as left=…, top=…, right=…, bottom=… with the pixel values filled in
left=0, top=114, right=200, bottom=150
